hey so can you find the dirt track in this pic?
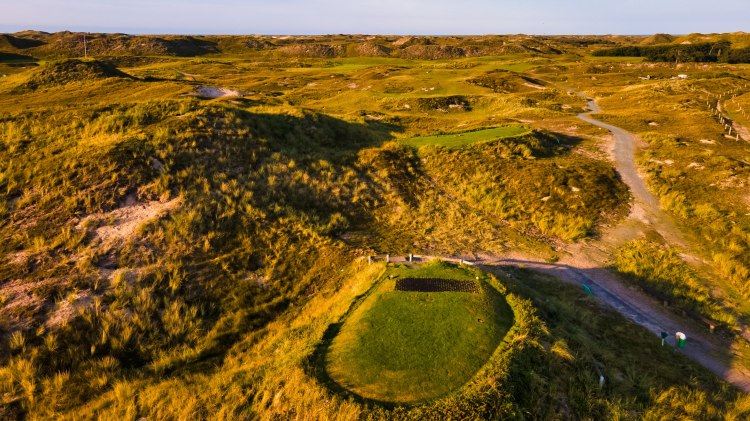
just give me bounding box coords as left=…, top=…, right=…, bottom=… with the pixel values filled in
left=391, top=97, right=750, bottom=392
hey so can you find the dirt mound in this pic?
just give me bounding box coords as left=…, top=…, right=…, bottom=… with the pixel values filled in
left=468, top=70, right=547, bottom=93
left=393, top=36, right=414, bottom=47
left=351, top=42, right=391, bottom=57
left=383, top=95, right=471, bottom=112
left=393, top=36, right=432, bottom=48
left=517, top=38, right=564, bottom=55
left=0, top=33, right=45, bottom=50
left=245, top=37, right=276, bottom=50
left=641, top=33, right=676, bottom=45
left=416, top=95, right=471, bottom=111
left=163, top=36, right=219, bottom=56
left=278, top=43, right=345, bottom=58
left=24, top=32, right=218, bottom=58
left=399, top=45, right=467, bottom=60
left=20, top=59, right=132, bottom=89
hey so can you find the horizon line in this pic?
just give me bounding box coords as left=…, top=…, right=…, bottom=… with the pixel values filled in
left=7, top=28, right=744, bottom=38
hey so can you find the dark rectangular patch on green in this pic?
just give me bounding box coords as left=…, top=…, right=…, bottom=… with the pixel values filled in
left=395, top=278, right=479, bottom=293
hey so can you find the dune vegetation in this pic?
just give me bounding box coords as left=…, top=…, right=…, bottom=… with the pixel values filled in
left=1, top=31, right=750, bottom=419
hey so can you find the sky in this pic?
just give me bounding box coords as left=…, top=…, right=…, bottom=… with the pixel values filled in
left=1, top=0, right=748, bottom=35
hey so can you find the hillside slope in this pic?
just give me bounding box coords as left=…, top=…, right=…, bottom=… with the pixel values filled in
left=1, top=33, right=749, bottom=418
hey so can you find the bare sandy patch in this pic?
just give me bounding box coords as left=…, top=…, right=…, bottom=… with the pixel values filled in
left=523, top=82, right=545, bottom=90
left=194, top=85, right=242, bottom=99
left=7, top=250, right=31, bottom=267
left=393, top=36, right=413, bottom=47
left=45, top=290, right=94, bottom=329
left=77, top=197, right=181, bottom=247
left=734, top=123, right=750, bottom=141
left=0, top=278, right=60, bottom=331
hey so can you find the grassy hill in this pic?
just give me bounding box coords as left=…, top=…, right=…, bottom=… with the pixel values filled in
left=325, top=261, right=512, bottom=404
left=49, top=260, right=749, bottom=420
left=1, top=32, right=749, bottom=418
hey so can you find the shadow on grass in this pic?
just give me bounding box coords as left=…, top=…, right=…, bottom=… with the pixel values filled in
left=0, top=52, right=39, bottom=63
left=303, top=275, right=403, bottom=409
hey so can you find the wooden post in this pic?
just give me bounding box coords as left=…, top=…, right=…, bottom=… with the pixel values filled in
left=367, top=256, right=372, bottom=265
left=409, top=253, right=413, bottom=262
left=386, top=254, right=390, bottom=263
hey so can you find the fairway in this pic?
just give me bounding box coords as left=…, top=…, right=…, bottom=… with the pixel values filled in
left=400, top=125, right=529, bottom=148
left=325, top=261, right=513, bottom=404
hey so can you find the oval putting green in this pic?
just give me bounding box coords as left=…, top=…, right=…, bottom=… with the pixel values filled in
left=325, top=262, right=513, bottom=404
left=399, top=125, right=529, bottom=149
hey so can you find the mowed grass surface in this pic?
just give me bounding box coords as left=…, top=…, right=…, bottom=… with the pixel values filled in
left=325, top=261, right=513, bottom=404
left=400, top=125, right=529, bottom=148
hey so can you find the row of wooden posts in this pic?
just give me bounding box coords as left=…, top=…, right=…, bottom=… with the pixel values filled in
left=366, top=254, right=415, bottom=264
left=706, top=85, right=746, bottom=141
left=365, top=254, right=471, bottom=265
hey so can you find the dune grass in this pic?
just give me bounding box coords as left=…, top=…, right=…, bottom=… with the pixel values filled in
left=4, top=34, right=750, bottom=418
left=325, top=261, right=512, bottom=404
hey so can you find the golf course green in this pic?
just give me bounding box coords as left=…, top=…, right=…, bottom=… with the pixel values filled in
left=325, top=261, right=513, bottom=404
left=400, top=125, right=529, bottom=148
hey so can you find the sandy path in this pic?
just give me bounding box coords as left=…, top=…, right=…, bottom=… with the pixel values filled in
left=577, top=99, right=687, bottom=247
left=391, top=248, right=750, bottom=393
left=386, top=95, right=750, bottom=392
